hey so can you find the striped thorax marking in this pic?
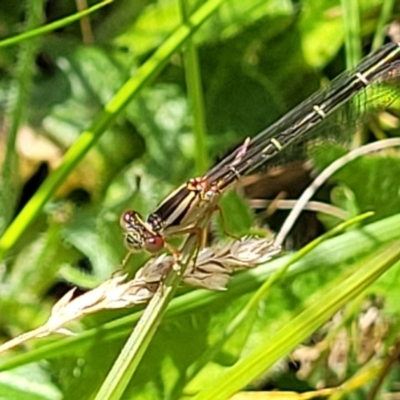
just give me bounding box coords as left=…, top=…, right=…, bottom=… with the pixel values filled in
left=153, top=177, right=217, bottom=231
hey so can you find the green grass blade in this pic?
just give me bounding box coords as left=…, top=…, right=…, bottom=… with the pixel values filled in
left=193, top=240, right=400, bottom=400
left=93, top=226, right=202, bottom=400
left=0, top=0, right=44, bottom=234
left=179, top=0, right=208, bottom=173
left=184, top=213, right=373, bottom=382
left=372, top=0, right=396, bottom=50
left=93, top=266, right=182, bottom=400
left=0, top=0, right=113, bottom=48
left=341, top=0, right=362, bottom=68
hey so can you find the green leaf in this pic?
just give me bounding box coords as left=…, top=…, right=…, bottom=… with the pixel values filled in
left=0, top=364, right=62, bottom=400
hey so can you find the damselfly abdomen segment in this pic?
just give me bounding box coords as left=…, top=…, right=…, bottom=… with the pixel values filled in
left=121, top=42, right=400, bottom=259
left=203, top=42, right=400, bottom=190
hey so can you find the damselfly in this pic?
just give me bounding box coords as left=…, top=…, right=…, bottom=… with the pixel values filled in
left=120, top=138, right=250, bottom=257
left=121, top=41, right=400, bottom=258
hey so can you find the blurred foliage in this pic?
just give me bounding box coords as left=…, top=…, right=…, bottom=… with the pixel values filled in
left=0, top=0, right=400, bottom=399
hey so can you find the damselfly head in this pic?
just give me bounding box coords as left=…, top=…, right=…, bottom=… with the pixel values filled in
left=120, top=210, right=165, bottom=253
left=124, top=230, right=165, bottom=253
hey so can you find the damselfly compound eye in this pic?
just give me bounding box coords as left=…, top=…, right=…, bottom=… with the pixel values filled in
left=144, top=235, right=165, bottom=254
left=120, top=210, right=143, bottom=231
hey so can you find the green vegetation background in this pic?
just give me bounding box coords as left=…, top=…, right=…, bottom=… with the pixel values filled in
left=1, top=0, right=400, bottom=399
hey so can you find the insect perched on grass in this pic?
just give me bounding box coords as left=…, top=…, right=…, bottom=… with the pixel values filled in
left=121, top=41, right=400, bottom=263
